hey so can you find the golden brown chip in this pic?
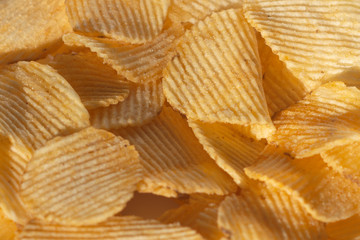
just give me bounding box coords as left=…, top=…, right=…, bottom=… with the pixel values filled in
left=269, top=81, right=360, bottom=158
left=189, top=121, right=266, bottom=186
left=19, top=216, right=204, bottom=240
left=90, top=78, right=164, bottom=129
left=218, top=181, right=326, bottom=240
left=113, top=106, right=237, bottom=197
left=163, top=8, right=274, bottom=134
left=66, top=0, right=171, bottom=44
left=20, top=127, right=143, bottom=225
left=245, top=146, right=360, bottom=222
left=63, top=24, right=183, bottom=83
left=326, top=214, right=360, bottom=240
left=244, top=0, right=360, bottom=88
left=0, top=207, right=17, bottom=240
left=40, top=52, right=130, bottom=110
left=0, top=0, right=71, bottom=64
left=258, top=34, right=309, bottom=116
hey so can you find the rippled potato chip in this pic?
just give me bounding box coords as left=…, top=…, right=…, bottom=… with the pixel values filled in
left=20, top=127, right=143, bottom=225
left=218, top=181, right=326, bottom=240
left=113, top=106, right=237, bottom=197
left=245, top=146, right=360, bottom=222
left=244, top=0, right=360, bottom=89
left=66, top=0, right=171, bottom=44
left=40, top=52, right=130, bottom=110
left=19, top=216, right=204, bottom=240
left=189, top=121, right=266, bottom=186
left=90, top=78, right=164, bottom=129
left=0, top=0, right=71, bottom=64
left=269, top=81, right=360, bottom=158
left=63, top=24, right=183, bottom=83
left=0, top=207, right=17, bottom=240
left=163, top=8, right=274, bottom=134
left=326, top=214, right=360, bottom=240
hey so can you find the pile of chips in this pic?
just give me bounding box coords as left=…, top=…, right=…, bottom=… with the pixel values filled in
left=1, top=0, right=360, bottom=239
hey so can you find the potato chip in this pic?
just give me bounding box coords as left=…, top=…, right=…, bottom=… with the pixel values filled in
left=245, top=146, right=360, bottom=222
left=244, top=0, right=360, bottom=88
left=66, top=0, right=171, bottom=44
left=326, top=214, right=360, bottom=240
left=218, top=181, right=326, bottom=240
left=168, top=0, right=242, bottom=25
left=20, top=127, right=143, bottom=225
left=269, top=81, right=360, bottom=158
left=19, top=216, right=204, bottom=240
left=163, top=9, right=274, bottom=132
left=113, top=106, right=237, bottom=197
left=0, top=207, right=17, bottom=240
left=90, top=78, right=164, bottom=129
left=159, top=202, right=224, bottom=240
left=258, top=34, right=309, bottom=116
left=0, top=0, right=71, bottom=64
left=40, top=52, right=130, bottom=110
left=63, top=24, right=183, bottom=83
left=188, top=120, right=266, bottom=186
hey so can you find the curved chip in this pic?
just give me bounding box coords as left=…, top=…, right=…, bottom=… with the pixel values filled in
left=244, top=0, right=360, bottom=88
left=113, top=106, right=237, bottom=197
left=0, top=207, right=17, bottom=240
left=0, top=0, right=71, bottom=64
left=40, top=52, right=130, bottom=110
left=90, top=78, right=164, bottom=129
left=189, top=121, right=266, bottom=186
left=258, top=34, right=309, bottom=116
left=66, top=0, right=171, bottom=44
left=163, top=9, right=274, bottom=133
left=19, top=216, right=204, bottom=240
left=326, top=214, right=360, bottom=240
left=63, top=25, right=183, bottom=83
left=218, top=182, right=326, bottom=240
left=269, top=81, right=360, bottom=158
left=20, top=127, right=143, bottom=225
left=245, top=146, right=360, bottom=222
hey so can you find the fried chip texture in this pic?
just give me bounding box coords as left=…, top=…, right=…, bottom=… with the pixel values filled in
left=244, top=0, right=360, bottom=88
left=19, top=216, right=204, bottom=240
left=218, top=182, right=326, bottom=240
left=0, top=0, right=71, bottom=64
left=20, top=127, right=143, bottom=225
left=189, top=121, right=266, bottom=186
left=326, top=214, right=360, bottom=240
left=269, top=81, right=360, bottom=158
left=0, top=207, right=17, bottom=240
left=40, top=52, right=130, bottom=110
left=90, top=78, right=164, bottom=129
left=63, top=25, right=183, bottom=83
left=245, top=146, right=360, bottom=222
left=113, top=106, right=237, bottom=197
left=66, top=0, right=171, bottom=44
left=163, top=9, right=273, bottom=132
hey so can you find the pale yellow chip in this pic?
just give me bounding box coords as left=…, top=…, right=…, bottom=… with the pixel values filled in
left=40, top=52, right=130, bottom=110
left=218, top=181, right=326, bottom=240
left=326, top=214, right=360, bottom=240
left=258, top=34, right=309, bottom=117
left=168, top=0, right=242, bottom=25
left=244, top=0, right=360, bottom=89
left=0, top=207, right=17, bottom=240
left=20, top=127, right=143, bottom=225
left=90, top=78, right=164, bottom=129
left=269, top=81, right=360, bottom=158
left=245, top=146, right=360, bottom=222
left=113, top=105, right=237, bottom=197
left=189, top=120, right=266, bottom=186
left=18, top=216, right=204, bottom=240
left=159, top=202, right=224, bottom=240
left=63, top=25, right=183, bottom=83
left=66, top=0, right=171, bottom=44
left=163, top=8, right=274, bottom=133
left=0, top=0, right=71, bottom=64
